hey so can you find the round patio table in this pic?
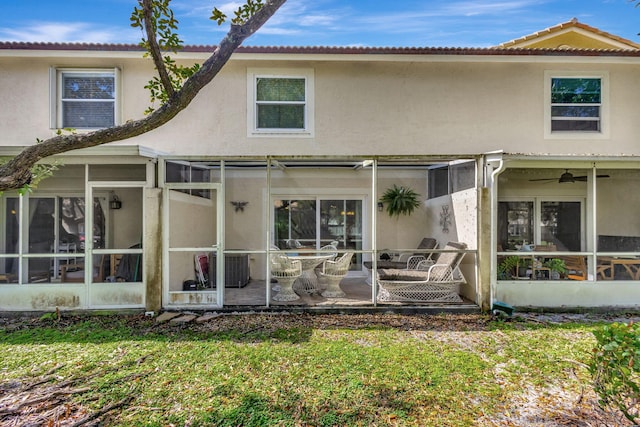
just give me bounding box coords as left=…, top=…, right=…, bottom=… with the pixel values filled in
left=286, top=252, right=335, bottom=294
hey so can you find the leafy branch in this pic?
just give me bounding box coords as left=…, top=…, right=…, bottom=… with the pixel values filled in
left=132, top=0, right=270, bottom=114
left=211, top=0, right=266, bottom=25
left=131, top=0, right=201, bottom=113
left=0, top=0, right=286, bottom=191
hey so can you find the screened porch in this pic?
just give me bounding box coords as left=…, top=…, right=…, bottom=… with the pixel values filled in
left=161, top=157, right=480, bottom=310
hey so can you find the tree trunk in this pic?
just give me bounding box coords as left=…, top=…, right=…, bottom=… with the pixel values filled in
left=0, top=0, right=286, bottom=191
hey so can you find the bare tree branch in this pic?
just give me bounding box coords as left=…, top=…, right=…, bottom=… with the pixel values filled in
left=0, top=0, right=287, bottom=191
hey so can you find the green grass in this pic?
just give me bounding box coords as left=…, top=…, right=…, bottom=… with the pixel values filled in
left=0, top=314, right=601, bottom=426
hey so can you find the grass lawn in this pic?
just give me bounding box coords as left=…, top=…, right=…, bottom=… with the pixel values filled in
left=0, top=313, right=626, bottom=426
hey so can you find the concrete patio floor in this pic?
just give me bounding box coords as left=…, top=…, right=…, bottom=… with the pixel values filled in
left=220, top=277, right=478, bottom=311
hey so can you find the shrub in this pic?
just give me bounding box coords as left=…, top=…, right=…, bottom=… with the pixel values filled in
left=589, top=322, right=640, bottom=423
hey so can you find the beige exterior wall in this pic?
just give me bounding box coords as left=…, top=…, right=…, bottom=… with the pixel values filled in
left=136, top=59, right=640, bottom=157
left=2, top=52, right=639, bottom=159
left=594, top=169, right=640, bottom=236
left=495, top=282, right=640, bottom=308
left=425, top=188, right=478, bottom=301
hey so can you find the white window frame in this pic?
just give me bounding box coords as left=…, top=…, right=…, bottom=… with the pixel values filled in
left=247, top=68, right=314, bottom=137
left=544, top=71, right=609, bottom=140
left=50, top=67, right=121, bottom=130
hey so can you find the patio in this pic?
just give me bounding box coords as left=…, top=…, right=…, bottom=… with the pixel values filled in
left=220, top=277, right=477, bottom=308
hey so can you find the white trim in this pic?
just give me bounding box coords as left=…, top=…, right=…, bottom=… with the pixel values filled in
left=543, top=70, right=610, bottom=140
left=246, top=67, right=315, bottom=138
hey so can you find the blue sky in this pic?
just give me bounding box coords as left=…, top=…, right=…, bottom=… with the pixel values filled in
left=0, top=0, right=639, bottom=48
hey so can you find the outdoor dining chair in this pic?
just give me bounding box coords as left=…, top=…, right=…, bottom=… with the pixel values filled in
left=318, top=252, right=353, bottom=298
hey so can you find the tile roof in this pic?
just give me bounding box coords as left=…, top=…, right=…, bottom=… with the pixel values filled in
left=1, top=19, right=639, bottom=57
left=498, top=18, right=640, bottom=50
left=1, top=41, right=640, bottom=58
left=0, top=41, right=146, bottom=52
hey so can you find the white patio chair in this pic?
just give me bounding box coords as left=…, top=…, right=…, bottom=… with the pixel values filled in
left=270, top=252, right=302, bottom=302
left=286, top=239, right=303, bottom=249
left=319, top=244, right=338, bottom=260
left=318, top=252, right=353, bottom=298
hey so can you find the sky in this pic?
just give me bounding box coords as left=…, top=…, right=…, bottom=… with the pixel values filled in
left=0, top=0, right=639, bottom=48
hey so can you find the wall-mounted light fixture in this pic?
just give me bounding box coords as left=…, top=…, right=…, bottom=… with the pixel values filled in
left=109, top=193, right=122, bottom=210
left=377, top=202, right=384, bottom=212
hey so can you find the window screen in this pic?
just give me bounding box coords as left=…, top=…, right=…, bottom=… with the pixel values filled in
left=256, top=78, right=305, bottom=129
left=551, top=77, right=601, bottom=132
left=60, top=71, right=115, bottom=128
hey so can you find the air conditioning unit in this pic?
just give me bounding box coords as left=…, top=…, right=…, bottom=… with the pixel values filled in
left=209, top=253, right=250, bottom=288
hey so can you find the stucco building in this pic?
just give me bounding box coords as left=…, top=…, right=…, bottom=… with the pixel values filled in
left=1, top=19, right=639, bottom=312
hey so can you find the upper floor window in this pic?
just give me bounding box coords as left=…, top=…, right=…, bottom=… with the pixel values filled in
left=551, top=77, right=601, bottom=131
left=51, top=68, right=119, bottom=129
left=247, top=68, right=314, bottom=137
left=544, top=71, right=608, bottom=139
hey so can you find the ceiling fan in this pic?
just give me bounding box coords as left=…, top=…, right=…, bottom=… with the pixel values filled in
left=528, top=169, right=610, bottom=184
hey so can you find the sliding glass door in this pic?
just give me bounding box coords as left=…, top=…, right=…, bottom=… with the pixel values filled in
left=274, top=197, right=363, bottom=270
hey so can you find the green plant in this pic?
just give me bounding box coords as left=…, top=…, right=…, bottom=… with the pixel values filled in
left=543, top=258, right=567, bottom=275
left=589, top=322, right=640, bottom=423
left=379, top=185, right=421, bottom=218
left=498, top=255, right=528, bottom=279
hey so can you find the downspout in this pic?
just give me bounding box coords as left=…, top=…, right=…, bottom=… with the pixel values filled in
left=371, top=159, right=378, bottom=306
left=486, top=152, right=505, bottom=309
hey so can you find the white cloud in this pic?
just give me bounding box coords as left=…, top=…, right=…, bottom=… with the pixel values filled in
left=254, top=0, right=551, bottom=47
left=262, top=1, right=341, bottom=27
left=173, top=0, right=240, bottom=17
left=0, top=21, right=138, bottom=43
left=442, top=0, right=546, bottom=16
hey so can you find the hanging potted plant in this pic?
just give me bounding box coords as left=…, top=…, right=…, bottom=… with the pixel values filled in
left=379, top=185, right=421, bottom=218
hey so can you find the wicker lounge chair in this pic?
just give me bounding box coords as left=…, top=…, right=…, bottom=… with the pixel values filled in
left=376, top=241, right=467, bottom=302
left=364, top=237, right=439, bottom=270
